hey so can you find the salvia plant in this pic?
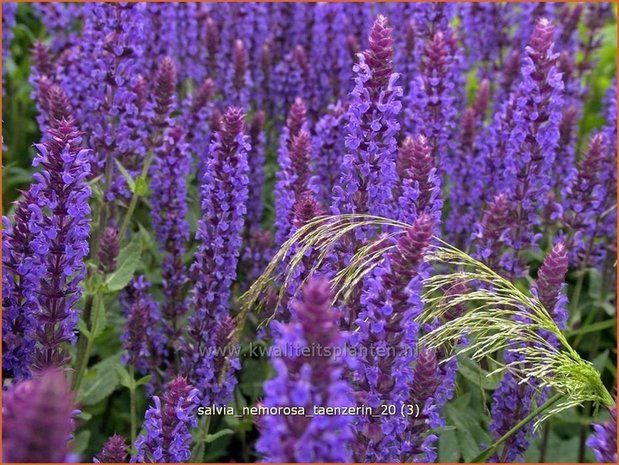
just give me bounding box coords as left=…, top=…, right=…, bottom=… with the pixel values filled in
left=1, top=2, right=617, bottom=463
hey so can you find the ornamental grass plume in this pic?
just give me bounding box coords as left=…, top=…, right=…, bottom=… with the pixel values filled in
left=2, top=369, right=77, bottom=463
left=182, top=106, right=249, bottom=405
left=256, top=278, right=354, bottom=462
left=132, top=376, right=199, bottom=463
left=489, top=241, right=569, bottom=461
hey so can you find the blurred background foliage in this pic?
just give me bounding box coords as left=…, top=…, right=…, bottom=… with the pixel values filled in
left=2, top=3, right=617, bottom=462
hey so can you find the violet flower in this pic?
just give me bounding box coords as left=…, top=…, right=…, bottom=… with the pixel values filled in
left=395, top=135, right=442, bottom=226
left=3, top=369, right=77, bottom=462
left=98, top=226, right=120, bottom=275
left=27, top=118, right=91, bottom=370
left=182, top=107, right=249, bottom=406
left=2, top=192, right=38, bottom=380
left=225, top=39, right=251, bottom=109
left=132, top=377, right=199, bottom=463
left=150, top=125, right=191, bottom=358
left=121, top=276, right=165, bottom=382
left=351, top=213, right=435, bottom=462
left=256, top=278, right=354, bottom=462
left=332, top=14, right=402, bottom=222
left=587, top=407, right=617, bottom=463
left=309, top=101, right=348, bottom=206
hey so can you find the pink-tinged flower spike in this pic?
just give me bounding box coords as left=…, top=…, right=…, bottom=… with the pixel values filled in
left=150, top=125, right=191, bottom=363
left=97, top=226, right=120, bottom=275
left=225, top=39, right=251, bottom=109
left=351, top=214, right=435, bottom=461
left=274, top=98, right=310, bottom=246
left=3, top=369, right=77, bottom=462
left=148, top=56, right=177, bottom=132
left=563, top=133, right=615, bottom=266
left=95, top=434, right=128, bottom=463
left=182, top=107, right=250, bottom=406
left=332, top=15, right=402, bottom=222
left=132, top=377, right=200, bottom=463
left=256, top=278, right=354, bottom=462
left=182, top=77, right=216, bottom=178
left=587, top=407, right=617, bottom=463
left=28, top=118, right=91, bottom=370
left=474, top=193, right=516, bottom=273
left=395, top=135, right=442, bottom=226
left=533, top=242, right=569, bottom=328
left=121, top=276, right=165, bottom=388
left=2, top=192, right=38, bottom=380
left=205, top=16, right=220, bottom=79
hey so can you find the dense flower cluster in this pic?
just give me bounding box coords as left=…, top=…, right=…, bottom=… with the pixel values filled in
left=257, top=278, right=355, bottom=462
left=182, top=107, right=249, bottom=406
left=133, top=377, right=200, bottom=463
left=3, top=369, right=77, bottom=462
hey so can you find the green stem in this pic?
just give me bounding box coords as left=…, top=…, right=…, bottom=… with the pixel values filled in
left=538, top=422, right=551, bottom=462
left=118, top=149, right=156, bottom=241
left=130, top=365, right=137, bottom=448
left=190, top=415, right=212, bottom=462
left=72, top=293, right=101, bottom=391
left=473, top=394, right=562, bottom=463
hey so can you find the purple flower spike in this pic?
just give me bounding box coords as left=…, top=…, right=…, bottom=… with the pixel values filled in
left=121, top=276, right=165, bottom=381
left=351, top=213, right=435, bottom=462
left=257, top=278, right=354, bottom=463
left=150, top=56, right=177, bottom=130
left=27, top=118, right=91, bottom=370
left=3, top=192, right=38, bottom=380
left=133, top=377, right=200, bottom=463
left=95, top=434, right=128, bottom=463
left=3, top=369, right=77, bottom=463
left=332, top=15, right=402, bottom=222
left=587, top=407, right=617, bottom=463
left=151, top=125, right=191, bottom=358
left=183, top=107, right=249, bottom=406
left=225, top=39, right=251, bottom=108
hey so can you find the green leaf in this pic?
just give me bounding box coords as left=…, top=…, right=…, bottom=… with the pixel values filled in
left=71, top=430, right=91, bottom=455
left=134, top=175, right=149, bottom=196
left=114, top=159, right=136, bottom=193
left=439, top=428, right=461, bottom=462
left=444, top=394, right=490, bottom=462
left=135, top=374, right=152, bottom=387
left=116, top=365, right=134, bottom=390
left=78, top=353, right=122, bottom=405
left=104, top=236, right=142, bottom=292
left=458, top=356, right=500, bottom=390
